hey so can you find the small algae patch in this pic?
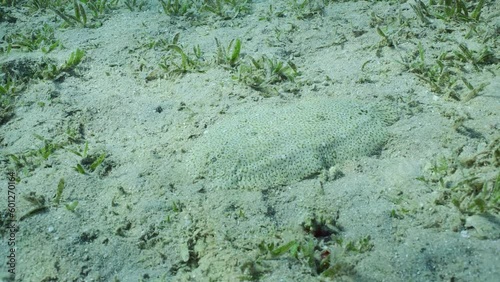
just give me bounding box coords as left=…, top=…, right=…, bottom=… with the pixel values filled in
left=186, top=97, right=392, bottom=189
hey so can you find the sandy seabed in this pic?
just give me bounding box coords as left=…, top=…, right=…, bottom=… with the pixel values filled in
left=0, top=0, right=499, bottom=281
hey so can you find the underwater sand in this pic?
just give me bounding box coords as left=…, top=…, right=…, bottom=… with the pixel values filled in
left=0, top=0, right=499, bottom=281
